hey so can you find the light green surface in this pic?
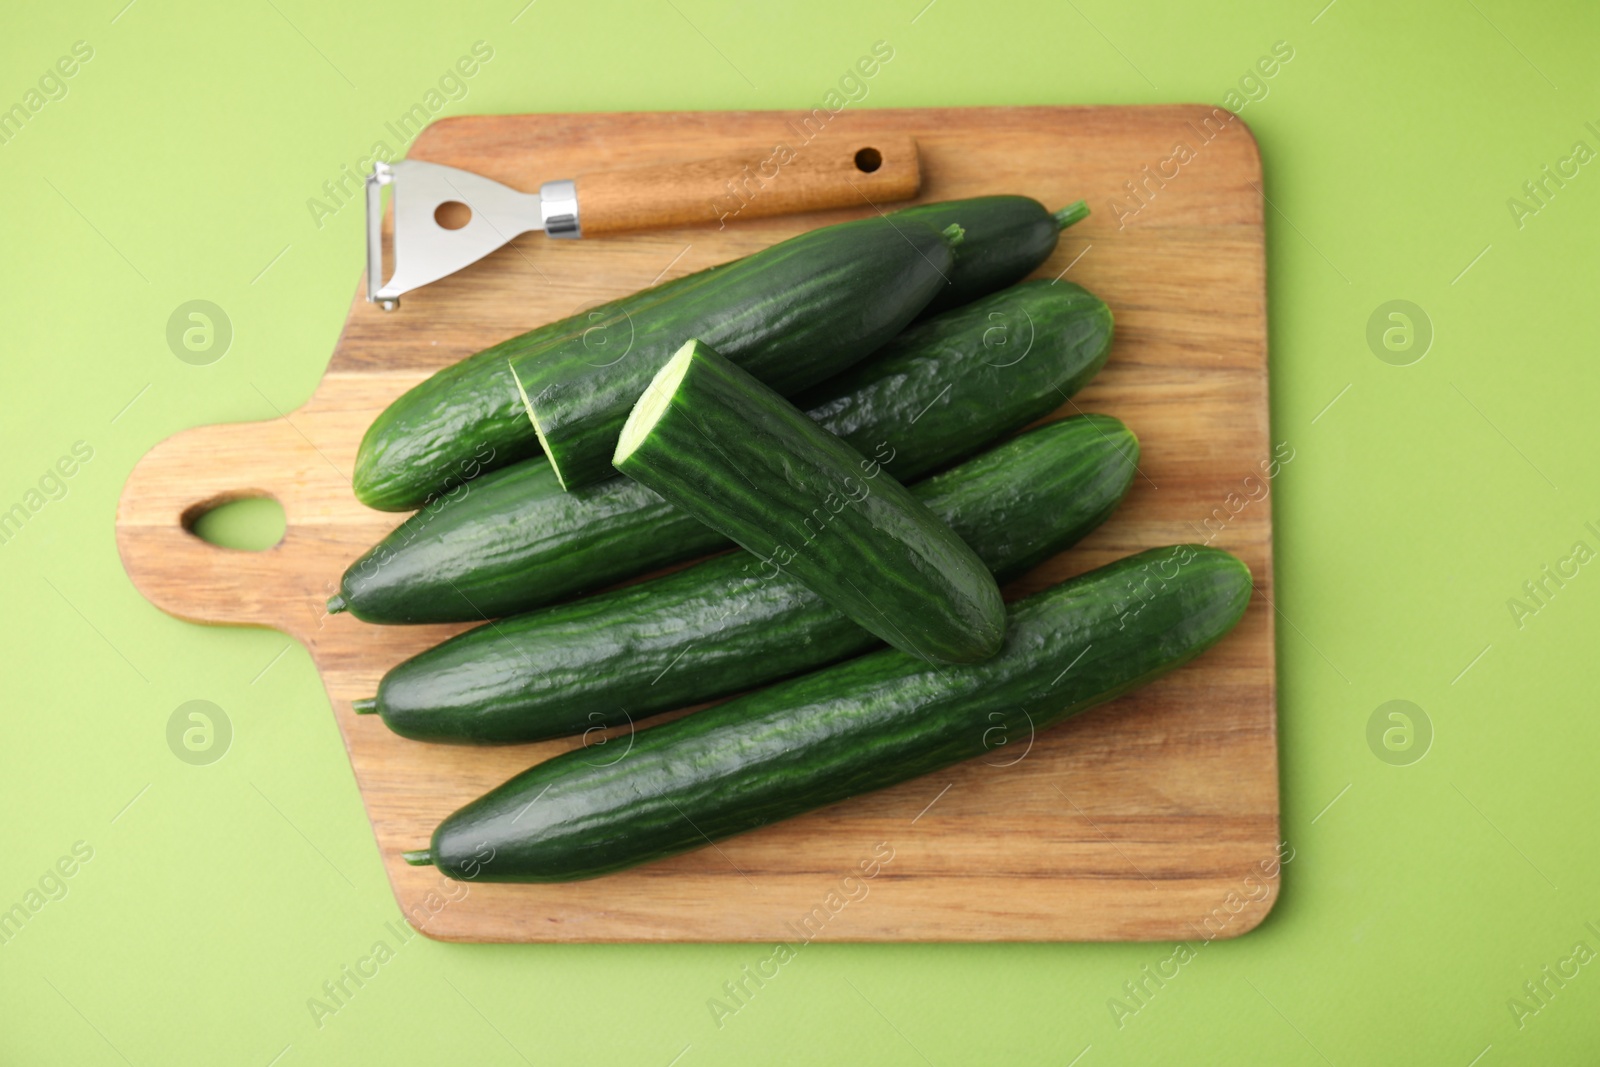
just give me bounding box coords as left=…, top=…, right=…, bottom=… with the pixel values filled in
left=2, top=0, right=1596, bottom=1062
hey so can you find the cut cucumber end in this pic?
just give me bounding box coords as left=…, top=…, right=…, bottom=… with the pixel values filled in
left=401, top=849, right=433, bottom=867
left=510, top=359, right=566, bottom=490
left=352, top=697, right=378, bottom=714
left=1053, top=200, right=1090, bottom=229
left=614, top=339, right=701, bottom=466
left=326, top=593, right=348, bottom=614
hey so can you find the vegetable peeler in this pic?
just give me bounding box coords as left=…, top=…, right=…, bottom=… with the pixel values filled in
left=364, top=134, right=921, bottom=309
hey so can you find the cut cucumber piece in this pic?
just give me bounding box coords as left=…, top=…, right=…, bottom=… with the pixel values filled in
left=613, top=340, right=1005, bottom=665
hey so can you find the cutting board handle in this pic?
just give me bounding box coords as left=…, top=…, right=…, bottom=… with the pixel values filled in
left=116, top=415, right=353, bottom=638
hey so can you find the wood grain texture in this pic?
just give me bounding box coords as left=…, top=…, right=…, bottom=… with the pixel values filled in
left=115, top=106, right=1278, bottom=943
left=577, top=132, right=919, bottom=234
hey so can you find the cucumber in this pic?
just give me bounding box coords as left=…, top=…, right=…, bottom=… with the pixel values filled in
left=330, top=280, right=1113, bottom=624
left=353, top=197, right=1087, bottom=510
left=362, top=415, right=1138, bottom=743
left=613, top=340, right=1006, bottom=664
left=901, top=196, right=1088, bottom=318
left=794, top=278, right=1109, bottom=483
left=360, top=213, right=954, bottom=509
left=520, top=218, right=962, bottom=491
left=403, top=546, right=1253, bottom=883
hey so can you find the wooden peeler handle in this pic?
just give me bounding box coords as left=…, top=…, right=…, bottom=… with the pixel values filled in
left=574, top=133, right=920, bottom=236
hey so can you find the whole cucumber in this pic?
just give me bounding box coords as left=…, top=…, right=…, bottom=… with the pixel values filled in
left=361, top=415, right=1138, bottom=743
left=353, top=197, right=1087, bottom=510
left=330, top=280, right=1112, bottom=624
left=403, top=546, right=1253, bottom=883
left=613, top=340, right=1006, bottom=664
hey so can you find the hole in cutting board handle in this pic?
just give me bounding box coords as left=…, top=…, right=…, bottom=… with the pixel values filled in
left=853, top=147, right=883, bottom=173
left=183, top=493, right=286, bottom=552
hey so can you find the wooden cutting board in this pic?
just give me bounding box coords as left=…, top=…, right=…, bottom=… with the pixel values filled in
left=117, top=106, right=1277, bottom=942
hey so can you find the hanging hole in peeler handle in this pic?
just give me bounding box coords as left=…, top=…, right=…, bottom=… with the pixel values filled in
left=434, top=201, right=472, bottom=230
left=853, top=147, right=883, bottom=173
left=182, top=492, right=286, bottom=552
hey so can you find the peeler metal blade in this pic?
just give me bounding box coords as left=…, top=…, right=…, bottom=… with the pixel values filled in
left=365, top=160, right=577, bottom=309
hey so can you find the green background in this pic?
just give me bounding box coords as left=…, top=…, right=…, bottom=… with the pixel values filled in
left=2, top=0, right=1596, bottom=1062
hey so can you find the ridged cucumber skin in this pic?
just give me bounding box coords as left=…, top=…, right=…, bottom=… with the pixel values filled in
left=797, top=279, right=1111, bottom=483
left=335, top=463, right=719, bottom=625
left=353, top=196, right=1083, bottom=511
left=352, top=264, right=718, bottom=511
left=896, top=196, right=1068, bottom=318
left=615, top=342, right=1006, bottom=664
left=334, top=282, right=1113, bottom=624
left=371, top=415, right=1139, bottom=743
left=522, top=216, right=958, bottom=491
left=420, top=546, right=1253, bottom=883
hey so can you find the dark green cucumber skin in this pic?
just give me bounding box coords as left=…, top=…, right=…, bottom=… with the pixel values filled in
left=335, top=281, right=1113, bottom=624
left=896, top=196, right=1065, bottom=318
left=422, top=547, right=1253, bottom=883
left=336, top=464, right=720, bottom=624
left=615, top=343, right=1006, bottom=664
left=372, top=415, right=1139, bottom=743
left=352, top=196, right=1072, bottom=511
left=524, top=216, right=958, bottom=491
left=352, top=264, right=717, bottom=511
left=796, top=279, right=1111, bottom=483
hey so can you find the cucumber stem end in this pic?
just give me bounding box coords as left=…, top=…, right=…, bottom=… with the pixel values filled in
left=352, top=697, right=378, bottom=714
left=1053, top=200, right=1090, bottom=230
left=402, top=849, right=433, bottom=867
left=326, top=594, right=348, bottom=614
